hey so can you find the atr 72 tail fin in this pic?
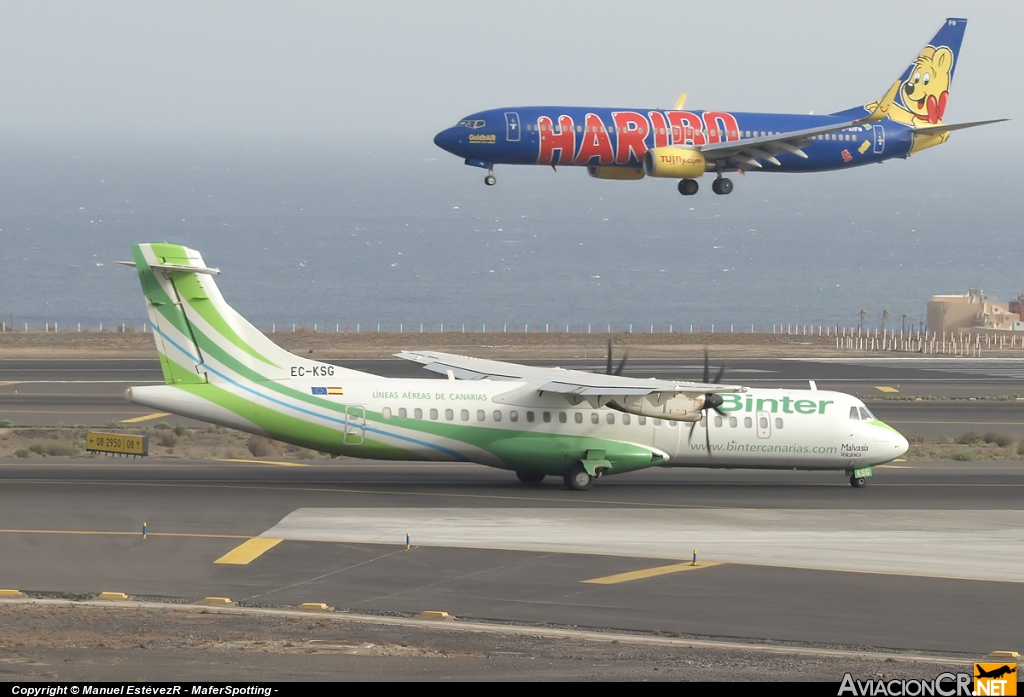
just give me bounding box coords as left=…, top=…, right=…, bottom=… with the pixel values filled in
left=833, top=18, right=967, bottom=127
left=124, top=243, right=359, bottom=386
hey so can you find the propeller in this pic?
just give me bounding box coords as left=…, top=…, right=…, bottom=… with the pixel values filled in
left=688, top=348, right=729, bottom=457
left=606, top=339, right=628, bottom=376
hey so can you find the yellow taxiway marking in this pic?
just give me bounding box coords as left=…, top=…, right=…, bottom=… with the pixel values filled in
left=583, top=561, right=723, bottom=585
left=119, top=412, right=171, bottom=423
left=875, top=386, right=900, bottom=393
left=214, top=537, right=283, bottom=565
left=0, top=381, right=21, bottom=388
left=217, top=458, right=310, bottom=468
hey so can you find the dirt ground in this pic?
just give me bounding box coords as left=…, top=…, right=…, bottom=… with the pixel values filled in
left=0, top=601, right=971, bottom=682
left=0, top=328, right=973, bottom=359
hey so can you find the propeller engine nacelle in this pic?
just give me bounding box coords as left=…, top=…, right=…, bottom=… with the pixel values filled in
left=587, top=166, right=645, bottom=180
left=642, top=147, right=707, bottom=179
left=608, top=394, right=708, bottom=422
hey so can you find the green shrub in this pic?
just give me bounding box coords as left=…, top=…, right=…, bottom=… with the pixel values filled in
left=153, top=421, right=171, bottom=430
left=28, top=443, right=45, bottom=454
left=158, top=431, right=178, bottom=447
left=1017, top=442, right=1024, bottom=456
left=172, top=424, right=189, bottom=437
left=14, top=449, right=29, bottom=458
left=956, top=431, right=982, bottom=445
left=0, top=419, right=13, bottom=428
left=953, top=450, right=977, bottom=461
left=905, top=433, right=925, bottom=444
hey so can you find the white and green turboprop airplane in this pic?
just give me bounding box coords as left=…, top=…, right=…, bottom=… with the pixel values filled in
left=122, top=243, right=908, bottom=490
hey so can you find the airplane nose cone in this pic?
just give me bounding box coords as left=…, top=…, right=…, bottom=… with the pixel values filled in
left=434, top=127, right=459, bottom=155
left=894, top=432, right=909, bottom=458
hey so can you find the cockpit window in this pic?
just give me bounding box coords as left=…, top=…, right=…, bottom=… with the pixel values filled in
left=849, top=407, right=860, bottom=420
left=457, top=119, right=486, bottom=129
left=859, top=407, right=874, bottom=421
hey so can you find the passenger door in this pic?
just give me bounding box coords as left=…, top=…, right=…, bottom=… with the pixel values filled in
left=505, top=112, right=521, bottom=142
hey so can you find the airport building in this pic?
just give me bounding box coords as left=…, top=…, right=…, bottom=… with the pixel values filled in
left=926, top=288, right=1024, bottom=334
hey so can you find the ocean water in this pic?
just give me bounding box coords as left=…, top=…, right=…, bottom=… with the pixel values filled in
left=0, top=136, right=1020, bottom=333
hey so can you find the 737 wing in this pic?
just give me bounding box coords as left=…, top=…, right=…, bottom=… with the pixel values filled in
left=395, top=350, right=746, bottom=422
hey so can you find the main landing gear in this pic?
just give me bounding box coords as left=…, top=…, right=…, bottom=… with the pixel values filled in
left=515, top=470, right=545, bottom=485
left=677, top=179, right=699, bottom=196
left=677, top=177, right=734, bottom=196
left=563, top=462, right=594, bottom=491
left=711, top=177, right=734, bottom=195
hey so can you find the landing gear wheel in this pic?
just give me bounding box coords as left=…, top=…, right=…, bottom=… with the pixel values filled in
left=712, top=177, right=733, bottom=195
left=677, top=179, right=699, bottom=196
left=563, top=463, right=593, bottom=491
left=484, top=174, right=496, bottom=186
left=850, top=475, right=867, bottom=488
left=516, top=470, right=545, bottom=484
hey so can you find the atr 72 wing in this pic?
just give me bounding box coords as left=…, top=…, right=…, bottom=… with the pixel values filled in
left=395, top=350, right=746, bottom=420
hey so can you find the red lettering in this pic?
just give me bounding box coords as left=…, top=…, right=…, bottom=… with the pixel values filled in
left=648, top=111, right=669, bottom=148
left=703, top=111, right=740, bottom=144
left=666, top=111, right=706, bottom=146
left=537, top=115, right=576, bottom=166
left=612, top=111, right=648, bottom=165
left=573, top=113, right=614, bottom=166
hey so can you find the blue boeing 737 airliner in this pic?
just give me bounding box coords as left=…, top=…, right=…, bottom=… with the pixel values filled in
left=433, top=19, right=1004, bottom=196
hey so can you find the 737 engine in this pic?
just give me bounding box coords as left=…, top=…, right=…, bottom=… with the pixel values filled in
left=642, top=148, right=707, bottom=179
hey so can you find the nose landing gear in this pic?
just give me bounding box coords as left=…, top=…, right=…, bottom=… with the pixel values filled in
left=484, top=171, right=496, bottom=186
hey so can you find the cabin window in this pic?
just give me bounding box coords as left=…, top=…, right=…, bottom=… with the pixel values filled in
left=477, top=410, right=486, bottom=422
left=574, top=412, right=583, bottom=424
left=714, top=416, right=723, bottom=427
left=559, top=412, right=567, bottom=424
left=849, top=407, right=860, bottom=420
left=398, top=407, right=407, bottom=419
left=414, top=408, right=422, bottom=420
left=510, top=410, right=519, bottom=422
left=461, top=409, right=470, bottom=421
left=699, top=415, right=706, bottom=427
left=526, top=411, right=535, bottom=423
left=445, top=408, right=454, bottom=421
left=525, top=124, right=532, bottom=131
left=744, top=416, right=752, bottom=428
left=493, top=410, right=502, bottom=422
left=759, top=416, right=768, bottom=429
left=542, top=411, right=551, bottom=423
left=430, top=408, right=438, bottom=420
left=729, top=416, right=738, bottom=428
left=775, top=417, right=784, bottom=429
left=622, top=414, right=631, bottom=425
left=638, top=416, right=646, bottom=425
left=859, top=407, right=873, bottom=420
left=576, top=125, right=582, bottom=132
left=710, top=129, right=717, bottom=136
left=382, top=407, right=392, bottom=420
left=591, top=413, right=599, bottom=424
left=606, top=413, right=615, bottom=424
left=654, top=418, right=663, bottom=426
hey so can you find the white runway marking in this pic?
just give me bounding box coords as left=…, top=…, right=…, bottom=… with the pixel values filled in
left=261, top=507, right=1024, bottom=583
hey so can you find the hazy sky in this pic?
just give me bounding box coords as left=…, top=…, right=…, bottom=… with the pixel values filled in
left=0, top=1, right=1018, bottom=145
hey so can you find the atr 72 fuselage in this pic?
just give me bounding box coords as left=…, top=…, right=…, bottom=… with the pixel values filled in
left=434, top=107, right=901, bottom=174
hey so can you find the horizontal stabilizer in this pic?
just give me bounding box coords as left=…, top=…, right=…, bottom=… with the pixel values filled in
left=912, top=118, right=1008, bottom=135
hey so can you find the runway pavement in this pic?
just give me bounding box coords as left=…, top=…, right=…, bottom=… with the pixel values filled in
left=0, top=459, right=1021, bottom=656
left=3, top=356, right=1024, bottom=436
